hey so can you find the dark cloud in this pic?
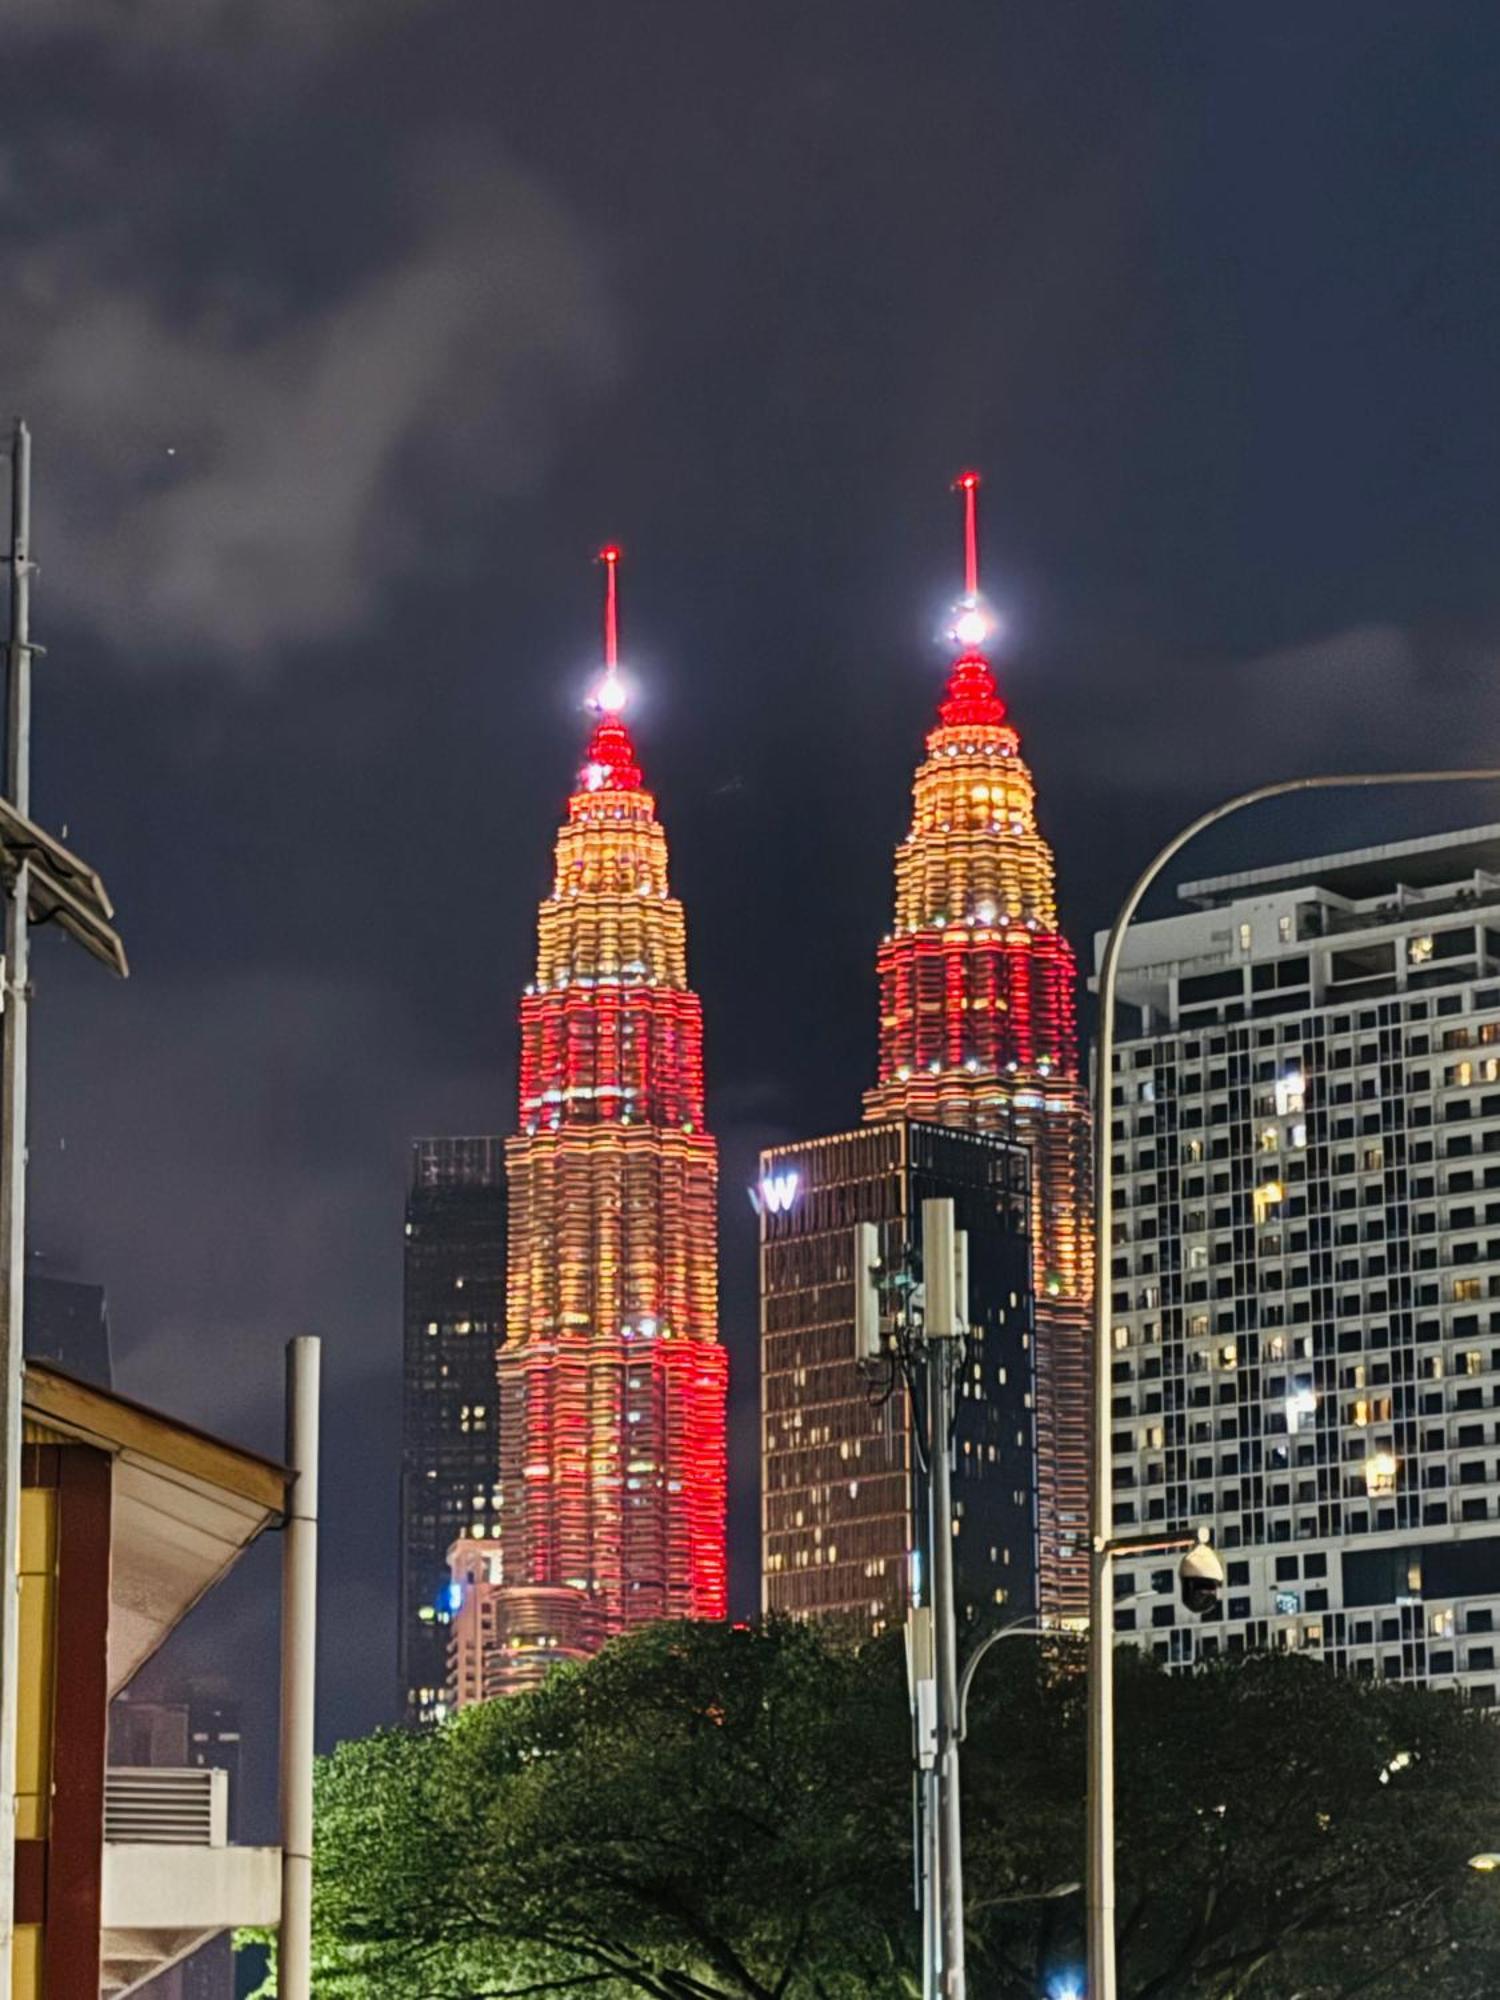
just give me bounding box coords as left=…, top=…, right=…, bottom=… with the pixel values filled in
left=1, top=139, right=612, bottom=663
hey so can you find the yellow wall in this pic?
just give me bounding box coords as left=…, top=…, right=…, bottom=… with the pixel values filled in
left=16, top=1484, right=57, bottom=1844
left=13, top=1923, right=40, bottom=2000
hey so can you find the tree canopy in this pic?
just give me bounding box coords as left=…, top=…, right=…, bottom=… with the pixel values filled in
left=262, top=1619, right=1500, bottom=1999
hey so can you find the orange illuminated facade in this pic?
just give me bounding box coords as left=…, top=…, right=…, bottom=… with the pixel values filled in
left=492, top=552, right=728, bottom=1694
left=863, top=478, right=1093, bottom=1619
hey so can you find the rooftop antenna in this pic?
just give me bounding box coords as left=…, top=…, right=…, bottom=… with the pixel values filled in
left=957, top=472, right=980, bottom=600
left=950, top=474, right=991, bottom=653
left=594, top=545, right=626, bottom=713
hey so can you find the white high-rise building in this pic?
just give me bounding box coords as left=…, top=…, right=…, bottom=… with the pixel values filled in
left=1098, top=824, right=1500, bottom=1701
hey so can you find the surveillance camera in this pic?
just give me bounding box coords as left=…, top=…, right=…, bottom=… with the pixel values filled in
left=1178, top=1541, right=1225, bottom=1619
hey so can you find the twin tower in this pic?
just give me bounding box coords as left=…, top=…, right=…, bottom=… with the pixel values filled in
left=489, top=483, right=1092, bottom=1695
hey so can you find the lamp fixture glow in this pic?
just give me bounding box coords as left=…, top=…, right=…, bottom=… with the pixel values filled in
left=953, top=601, right=992, bottom=651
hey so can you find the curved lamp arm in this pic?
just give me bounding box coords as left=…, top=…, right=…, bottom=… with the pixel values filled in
left=957, top=1614, right=1047, bottom=1742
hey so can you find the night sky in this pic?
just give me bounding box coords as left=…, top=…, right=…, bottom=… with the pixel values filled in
left=6, top=4, right=1500, bottom=1830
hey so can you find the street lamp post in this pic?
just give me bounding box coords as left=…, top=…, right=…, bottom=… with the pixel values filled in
left=1087, top=767, right=1500, bottom=2000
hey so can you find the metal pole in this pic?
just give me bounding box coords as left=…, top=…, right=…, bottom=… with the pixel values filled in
left=280, top=1334, right=321, bottom=2000
left=1086, top=766, right=1500, bottom=2000
left=0, top=420, right=33, bottom=1984
left=924, top=1198, right=964, bottom=2000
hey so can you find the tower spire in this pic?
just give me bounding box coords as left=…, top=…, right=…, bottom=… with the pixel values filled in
left=581, top=545, right=640, bottom=792
left=601, top=543, right=620, bottom=672
left=957, top=471, right=979, bottom=599
left=948, top=471, right=995, bottom=663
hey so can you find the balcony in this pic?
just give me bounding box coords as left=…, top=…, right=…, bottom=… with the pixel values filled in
left=100, top=1766, right=280, bottom=1999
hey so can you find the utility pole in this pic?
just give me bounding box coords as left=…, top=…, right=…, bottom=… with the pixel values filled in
left=0, top=416, right=32, bottom=1987
left=923, top=1197, right=965, bottom=2000
left=280, top=1334, right=321, bottom=2000
left=860, top=1202, right=969, bottom=2000
left=0, top=423, right=126, bottom=1982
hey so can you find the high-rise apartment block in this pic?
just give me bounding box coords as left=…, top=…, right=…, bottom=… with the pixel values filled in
left=489, top=553, right=727, bottom=1698
left=398, top=1136, right=506, bottom=1724
left=1103, top=825, right=1500, bottom=1697
left=760, top=1121, right=1034, bottom=1633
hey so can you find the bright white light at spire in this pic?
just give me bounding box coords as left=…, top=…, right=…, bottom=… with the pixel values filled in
left=951, top=597, right=997, bottom=650
left=596, top=671, right=627, bottom=714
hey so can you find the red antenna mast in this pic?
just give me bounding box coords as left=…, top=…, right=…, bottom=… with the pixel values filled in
left=600, top=544, right=621, bottom=669
left=956, top=472, right=980, bottom=598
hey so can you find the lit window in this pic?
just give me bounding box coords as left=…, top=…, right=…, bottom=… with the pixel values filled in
left=1278, top=914, right=1293, bottom=942
left=1219, top=1342, right=1238, bottom=1370
left=1287, top=1385, right=1318, bottom=1432
left=1239, top=922, right=1253, bottom=955
left=1259, top=1126, right=1279, bottom=1153
left=1113, top=1326, right=1130, bottom=1351
left=1464, top=1350, right=1484, bottom=1377
left=1364, top=1450, right=1399, bottom=1496
left=1275, top=1069, right=1305, bottom=1117
left=1253, top=1181, right=1286, bottom=1225
left=1455, top=1278, right=1483, bottom=1302
left=1409, top=934, right=1435, bottom=966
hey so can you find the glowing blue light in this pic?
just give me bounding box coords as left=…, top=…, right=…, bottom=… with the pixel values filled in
left=438, top=1580, right=463, bottom=1616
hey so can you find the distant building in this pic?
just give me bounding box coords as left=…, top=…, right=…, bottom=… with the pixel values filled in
left=399, top=1137, right=507, bottom=1725
left=445, top=1538, right=504, bottom=1708
left=25, top=1263, right=111, bottom=1387
left=1101, top=823, right=1500, bottom=1695
left=760, top=1120, right=1035, bottom=1634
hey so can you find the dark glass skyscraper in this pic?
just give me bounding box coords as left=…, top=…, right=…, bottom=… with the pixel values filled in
left=760, top=1120, right=1035, bottom=1633
left=398, top=1136, right=507, bottom=1724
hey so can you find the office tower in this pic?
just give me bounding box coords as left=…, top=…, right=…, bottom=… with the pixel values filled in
left=1103, top=824, right=1500, bottom=1696
left=398, top=1136, right=507, bottom=1724
left=25, top=1262, right=111, bottom=1387
left=491, top=551, right=727, bottom=1697
left=861, top=477, right=1093, bottom=1620
left=759, top=1121, right=1034, bottom=1633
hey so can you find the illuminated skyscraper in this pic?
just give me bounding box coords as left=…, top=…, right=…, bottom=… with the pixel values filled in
left=863, top=478, right=1093, bottom=1620
left=491, top=550, right=728, bottom=1695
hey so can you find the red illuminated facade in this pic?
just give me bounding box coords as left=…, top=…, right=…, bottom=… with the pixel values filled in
left=492, top=552, right=728, bottom=1695
left=863, top=479, right=1094, bottom=1620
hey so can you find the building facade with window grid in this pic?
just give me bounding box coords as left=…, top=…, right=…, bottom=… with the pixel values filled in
left=398, top=1136, right=507, bottom=1725
left=1098, top=825, right=1500, bottom=1699
left=760, top=1119, right=1036, bottom=1635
